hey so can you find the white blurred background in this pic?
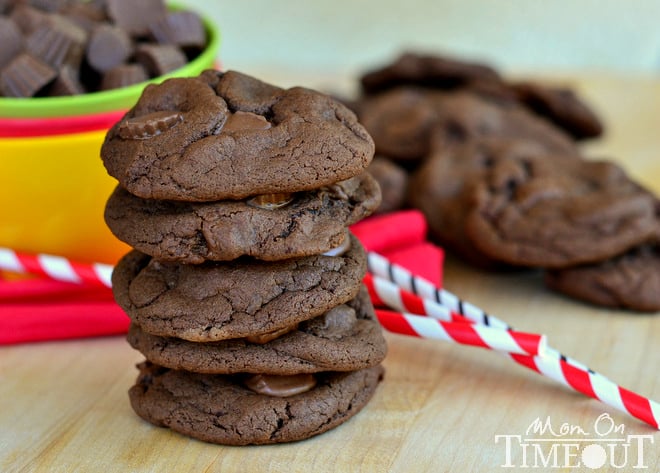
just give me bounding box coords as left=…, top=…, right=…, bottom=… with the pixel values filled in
left=180, top=0, right=660, bottom=81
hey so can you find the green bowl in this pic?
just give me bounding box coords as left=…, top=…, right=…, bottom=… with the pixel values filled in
left=0, top=5, right=221, bottom=118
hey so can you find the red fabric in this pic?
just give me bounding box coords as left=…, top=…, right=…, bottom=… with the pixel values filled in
left=351, top=210, right=443, bottom=286
left=350, top=209, right=427, bottom=254
left=1, top=210, right=445, bottom=344
left=0, top=301, right=129, bottom=344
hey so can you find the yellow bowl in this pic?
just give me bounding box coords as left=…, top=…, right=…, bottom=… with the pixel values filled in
left=0, top=131, right=131, bottom=264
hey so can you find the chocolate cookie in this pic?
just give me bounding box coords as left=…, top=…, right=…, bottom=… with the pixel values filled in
left=512, top=81, right=604, bottom=140
left=112, top=234, right=367, bottom=341
left=411, top=136, right=659, bottom=269
left=367, top=156, right=408, bottom=214
left=408, top=137, right=551, bottom=268
left=360, top=51, right=504, bottom=95
left=428, top=90, right=577, bottom=155
left=101, top=70, right=375, bottom=201
left=545, top=243, right=660, bottom=312
left=463, top=149, right=659, bottom=268
left=105, top=173, right=381, bottom=263
left=357, top=88, right=576, bottom=162
left=127, top=286, right=387, bottom=373
left=128, top=361, right=384, bottom=445
left=357, top=87, right=438, bottom=160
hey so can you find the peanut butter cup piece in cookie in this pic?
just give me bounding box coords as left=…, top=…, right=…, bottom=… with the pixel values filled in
left=105, top=172, right=381, bottom=262
left=128, top=361, right=384, bottom=445
left=101, top=70, right=375, bottom=201
left=112, top=234, right=367, bottom=341
left=127, top=286, right=387, bottom=373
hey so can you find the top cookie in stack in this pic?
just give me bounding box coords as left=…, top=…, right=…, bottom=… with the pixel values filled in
left=101, top=70, right=386, bottom=445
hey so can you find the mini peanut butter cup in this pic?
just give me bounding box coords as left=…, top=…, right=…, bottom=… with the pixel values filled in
left=61, top=2, right=108, bottom=33
left=243, top=373, right=317, bottom=397
left=246, top=193, right=295, bottom=210
left=0, top=53, right=57, bottom=97
left=222, top=110, right=272, bottom=133
left=148, top=10, right=206, bottom=52
left=25, top=15, right=87, bottom=70
left=134, top=43, right=186, bottom=76
left=86, top=24, right=133, bottom=73
left=9, top=4, right=49, bottom=35
left=48, top=65, right=85, bottom=96
left=101, top=63, right=148, bottom=91
left=118, top=110, right=184, bottom=139
left=0, top=17, right=23, bottom=69
left=106, top=0, right=167, bottom=38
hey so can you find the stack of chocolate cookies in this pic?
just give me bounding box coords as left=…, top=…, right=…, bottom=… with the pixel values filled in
left=101, top=70, right=387, bottom=445
left=354, top=52, right=660, bottom=312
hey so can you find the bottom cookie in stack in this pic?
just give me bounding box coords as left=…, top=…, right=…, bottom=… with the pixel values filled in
left=129, top=362, right=384, bottom=446
left=114, top=235, right=387, bottom=445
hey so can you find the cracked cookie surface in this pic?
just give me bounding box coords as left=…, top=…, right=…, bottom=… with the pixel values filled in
left=101, top=70, right=375, bottom=202
left=410, top=137, right=659, bottom=268
left=105, top=173, right=380, bottom=263
left=128, top=361, right=384, bottom=445
left=127, top=286, right=387, bottom=373
left=112, top=234, right=367, bottom=341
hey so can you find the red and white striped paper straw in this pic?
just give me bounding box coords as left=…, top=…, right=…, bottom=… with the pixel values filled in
left=364, top=273, right=471, bottom=324
left=376, top=308, right=546, bottom=356
left=512, top=348, right=660, bottom=429
left=367, top=251, right=660, bottom=430
left=367, top=251, right=510, bottom=329
left=0, top=248, right=113, bottom=288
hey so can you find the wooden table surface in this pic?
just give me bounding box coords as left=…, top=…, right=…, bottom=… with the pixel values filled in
left=2, top=72, right=659, bottom=473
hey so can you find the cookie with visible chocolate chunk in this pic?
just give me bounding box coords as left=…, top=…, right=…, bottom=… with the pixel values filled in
left=127, top=286, right=387, bottom=373
left=128, top=361, right=384, bottom=445
left=105, top=172, right=381, bottom=263
left=112, top=234, right=368, bottom=341
left=545, top=243, right=660, bottom=312
left=101, top=70, right=375, bottom=202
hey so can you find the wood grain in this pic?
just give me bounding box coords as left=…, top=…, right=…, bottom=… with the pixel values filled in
left=1, top=73, right=659, bottom=473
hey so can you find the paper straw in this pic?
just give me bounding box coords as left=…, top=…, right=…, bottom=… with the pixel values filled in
left=367, top=251, right=660, bottom=430
left=367, top=251, right=510, bottom=330
left=376, top=308, right=546, bottom=356
left=511, top=349, right=660, bottom=430
left=0, top=248, right=113, bottom=288
left=364, top=273, right=471, bottom=324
